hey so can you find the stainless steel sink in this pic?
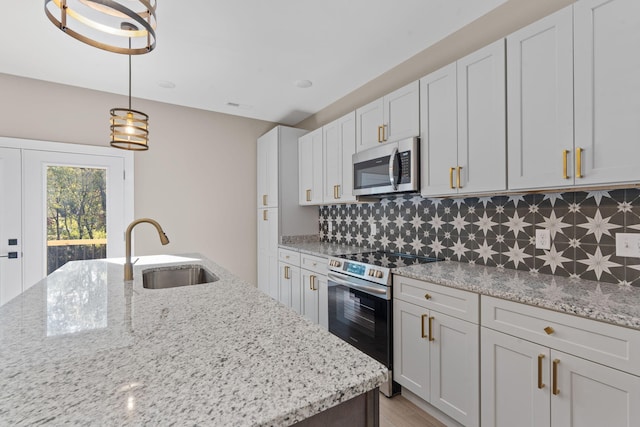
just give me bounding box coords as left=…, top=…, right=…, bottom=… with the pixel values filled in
left=142, top=265, right=219, bottom=289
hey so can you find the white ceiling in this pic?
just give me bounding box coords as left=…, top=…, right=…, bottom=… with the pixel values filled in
left=1, top=1, right=508, bottom=125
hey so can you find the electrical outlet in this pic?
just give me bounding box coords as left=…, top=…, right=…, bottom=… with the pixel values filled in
left=616, top=233, right=640, bottom=257
left=535, top=229, right=551, bottom=250
left=370, top=223, right=377, bottom=235
left=328, top=222, right=333, bottom=233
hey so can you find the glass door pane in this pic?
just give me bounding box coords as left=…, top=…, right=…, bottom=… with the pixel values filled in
left=46, top=166, right=108, bottom=274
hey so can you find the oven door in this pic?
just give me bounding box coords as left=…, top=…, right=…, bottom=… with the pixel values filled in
left=327, top=272, right=392, bottom=368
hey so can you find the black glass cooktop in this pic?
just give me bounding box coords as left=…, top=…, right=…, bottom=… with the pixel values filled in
left=337, top=251, right=440, bottom=269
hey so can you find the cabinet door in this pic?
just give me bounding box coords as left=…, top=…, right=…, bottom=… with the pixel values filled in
left=338, top=112, right=356, bottom=203
left=420, top=63, right=459, bottom=197
left=317, top=274, right=329, bottom=330
left=574, top=0, right=640, bottom=185
left=507, top=6, right=574, bottom=190
left=356, top=97, right=384, bottom=152
left=481, top=327, right=550, bottom=427
left=257, top=128, right=278, bottom=208
left=457, top=39, right=506, bottom=194
left=257, top=208, right=278, bottom=299
left=323, top=119, right=341, bottom=203
left=393, top=299, right=430, bottom=402
left=298, top=129, right=323, bottom=205
left=301, top=270, right=319, bottom=324
left=384, top=81, right=420, bottom=143
left=430, top=312, right=479, bottom=427
left=551, top=350, right=640, bottom=427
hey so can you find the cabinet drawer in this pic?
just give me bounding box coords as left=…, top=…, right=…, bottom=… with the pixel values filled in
left=278, top=248, right=300, bottom=266
left=300, top=253, right=328, bottom=275
left=393, top=275, right=479, bottom=323
left=481, top=296, right=640, bottom=376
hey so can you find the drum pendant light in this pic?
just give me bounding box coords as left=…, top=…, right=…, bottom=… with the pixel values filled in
left=44, top=0, right=157, bottom=55
left=110, top=23, right=149, bottom=151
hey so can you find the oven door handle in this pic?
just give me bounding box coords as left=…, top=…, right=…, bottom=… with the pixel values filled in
left=327, top=272, right=390, bottom=299
left=388, top=146, right=399, bottom=190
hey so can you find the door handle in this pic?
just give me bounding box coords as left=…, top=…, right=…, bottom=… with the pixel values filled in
left=377, top=126, right=383, bottom=143
left=388, top=147, right=399, bottom=190
left=552, top=359, right=560, bottom=395
left=421, top=314, right=428, bottom=338
left=562, top=150, right=569, bottom=179
left=537, top=354, right=545, bottom=389
left=428, top=316, right=435, bottom=342
left=457, top=166, right=462, bottom=189
left=284, top=266, right=290, bottom=280
left=0, top=252, right=18, bottom=259
left=449, top=167, right=455, bottom=189
left=576, top=147, right=583, bottom=179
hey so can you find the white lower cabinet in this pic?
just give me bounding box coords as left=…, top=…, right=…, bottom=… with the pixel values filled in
left=481, top=296, right=640, bottom=427
left=393, top=276, right=479, bottom=427
left=278, top=249, right=328, bottom=330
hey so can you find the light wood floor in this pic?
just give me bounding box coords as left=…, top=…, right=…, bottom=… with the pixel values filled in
left=379, top=394, right=446, bottom=427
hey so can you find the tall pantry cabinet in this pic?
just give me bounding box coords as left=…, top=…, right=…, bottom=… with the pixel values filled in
left=257, top=126, right=318, bottom=298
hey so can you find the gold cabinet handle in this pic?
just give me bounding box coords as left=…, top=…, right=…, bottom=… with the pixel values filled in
left=336, top=184, right=341, bottom=199
left=538, top=354, right=545, bottom=389
left=457, top=166, right=462, bottom=189
left=263, top=210, right=268, bottom=221
left=552, top=359, right=560, bottom=395
left=576, top=147, right=583, bottom=178
left=284, top=266, right=290, bottom=280
left=428, top=316, right=435, bottom=342
left=544, top=326, right=555, bottom=335
left=382, top=124, right=387, bottom=142
left=421, top=314, right=428, bottom=338
left=562, top=150, right=569, bottom=179
left=377, top=126, right=383, bottom=143
left=310, top=275, right=317, bottom=291
left=424, top=293, right=431, bottom=300
left=262, top=194, right=268, bottom=206
left=306, top=189, right=311, bottom=202
left=449, top=167, right=455, bottom=189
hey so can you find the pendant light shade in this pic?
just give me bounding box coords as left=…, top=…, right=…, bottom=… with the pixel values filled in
left=110, top=22, right=150, bottom=151
left=44, top=0, right=157, bottom=55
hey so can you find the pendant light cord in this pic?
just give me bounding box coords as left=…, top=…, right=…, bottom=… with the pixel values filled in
left=128, top=37, right=132, bottom=111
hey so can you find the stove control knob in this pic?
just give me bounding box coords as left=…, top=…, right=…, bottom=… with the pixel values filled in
left=368, top=270, right=374, bottom=277
left=375, top=271, right=384, bottom=278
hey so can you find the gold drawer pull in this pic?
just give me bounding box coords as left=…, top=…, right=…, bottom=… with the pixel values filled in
left=576, top=147, right=583, bottom=178
left=382, top=124, right=387, bottom=142
left=377, top=126, right=383, bottom=143
left=449, top=167, right=455, bottom=189
left=306, top=189, right=311, bottom=202
left=262, top=194, right=268, bottom=206
left=421, top=314, right=428, bottom=338
left=544, top=326, right=555, bottom=335
left=457, top=166, right=462, bottom=189
left=537, top=354, right=545, bottom=389
left=284, top=266, right=290, bottom=280
left=428, top=316, right=435, bottom=342
left=263, top=210, right=268, bottom=221
left=552, top=359, right=560, bottom=395
left=562, top=150, right=569, bottom=179
left=310, top=275, right=317, bottom=291
left=424, top=293, right=431, bottom=300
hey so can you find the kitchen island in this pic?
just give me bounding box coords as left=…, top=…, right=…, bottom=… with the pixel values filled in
left=0, top=254, right=387, bottom=425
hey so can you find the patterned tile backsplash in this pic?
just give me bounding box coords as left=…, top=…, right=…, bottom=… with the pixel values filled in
left=319, top=188, right=640, bottom=287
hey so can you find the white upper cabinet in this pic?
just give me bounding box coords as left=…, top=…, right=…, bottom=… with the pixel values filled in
left=507, top=6, right=574, bottom=190
left=298, top=128, right=323, bottom=205
left=257, top=129, right=279, bottom=208
left=356, top=81, right=419, bottom=152
left=421, top=39, right=506, bottom=197
left=323, top=112, right=356, bottom=204
left=574, top=0, right=640, bottom=185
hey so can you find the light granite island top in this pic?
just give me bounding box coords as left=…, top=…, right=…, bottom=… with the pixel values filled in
left=393, top=261, right=640, bottom=331
left=0, top=254, right=387, bottom=426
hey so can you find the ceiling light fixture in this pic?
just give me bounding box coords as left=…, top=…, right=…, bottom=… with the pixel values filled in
left=110, top=23, right=149, bottom=151
left=44, top=0, right=157, bottom=55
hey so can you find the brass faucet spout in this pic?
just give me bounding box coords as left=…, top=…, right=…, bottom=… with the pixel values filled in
left=124, top=218, right=170, bottom=281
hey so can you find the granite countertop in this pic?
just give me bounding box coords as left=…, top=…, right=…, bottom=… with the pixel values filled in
left=278, top=242, right=368, bottom=258
left=0, top=254, right=387, bottom=426
left=393, top=261, right=640, bottom=331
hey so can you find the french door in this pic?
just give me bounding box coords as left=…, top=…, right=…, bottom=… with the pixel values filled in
left=0, top=138, right=133, bottom=306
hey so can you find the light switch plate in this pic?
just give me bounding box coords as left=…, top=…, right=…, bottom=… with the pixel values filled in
left=535, top=229, right=551, bottom=250
left=370, top=223, right=377, bottom=236
left=328, top=222, right=333, bottom=233
left=616, top=233, right=640, bottom=257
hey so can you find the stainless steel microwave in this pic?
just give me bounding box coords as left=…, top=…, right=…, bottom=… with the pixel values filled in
left=352, top=137, right=419, bottom=196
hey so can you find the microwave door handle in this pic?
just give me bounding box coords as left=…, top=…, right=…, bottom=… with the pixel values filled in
left=388, top=147, right=399, bottom=190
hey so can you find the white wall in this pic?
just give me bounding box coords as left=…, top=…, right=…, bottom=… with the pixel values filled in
left=0, top=73, right=275, bottom=285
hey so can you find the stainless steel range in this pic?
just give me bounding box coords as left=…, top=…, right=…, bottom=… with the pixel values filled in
left=327, top=251, right=439, bottom=397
